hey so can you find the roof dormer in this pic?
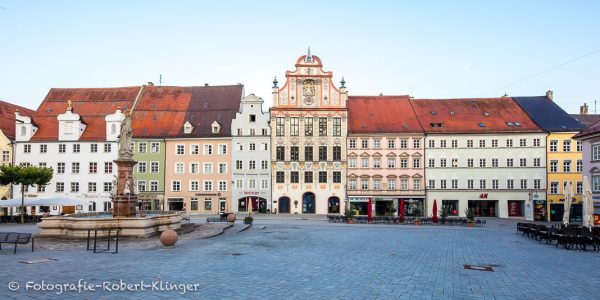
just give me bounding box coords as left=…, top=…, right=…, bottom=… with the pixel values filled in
left=211, top=121, right=221, bottom=134
left=105, top=107, right=125, bottom=142
left=15, top=110, right=37, bottom=142
left=184, top=121, right=193, bottom=134
left=57, top=100, right=86, bottom=141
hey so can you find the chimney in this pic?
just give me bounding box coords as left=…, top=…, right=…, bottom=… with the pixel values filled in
left=580, top=103, right=589, bottom=115
left=147, top=82, right=154, bottom=86
left=204, top=83, right=209, bottom=87
left=546, top=90, right=553, bottom=101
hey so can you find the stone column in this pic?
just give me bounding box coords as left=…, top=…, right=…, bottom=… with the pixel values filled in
left=112, top=159, right=138, bottom=217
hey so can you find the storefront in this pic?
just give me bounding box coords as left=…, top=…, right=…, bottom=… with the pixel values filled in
left=507, top=200, right=524, bottom=217
left=442, top=200, right=459, bottom=216
left=400, top=198, right=425, bottom=217
left=349, top=197, right=424, bottom=216
left=348, top=197, right=369, bottom=216
left=468, top=200, right=498, bottom=217
left=550, top=202, right=583, bottom=222
left=167, top=198, right=184, bottom=211
left=533, top=200, right=547, bottom=221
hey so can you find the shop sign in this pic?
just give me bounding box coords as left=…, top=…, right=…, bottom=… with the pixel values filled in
left=194, top=193, right=221, bottom=197
left=479, top=193, right=488, bottom=199
left=534, top=200, right=546, bottom=205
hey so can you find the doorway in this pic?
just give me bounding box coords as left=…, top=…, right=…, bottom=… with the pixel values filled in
left=328, top=197, right=340, bottom=214
left=302, top=192, right=316, bottom=214
left=278, top=197, right=290, bottom=213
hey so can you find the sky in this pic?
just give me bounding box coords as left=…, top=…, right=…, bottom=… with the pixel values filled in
left=0, top=0, right=599, bottom=114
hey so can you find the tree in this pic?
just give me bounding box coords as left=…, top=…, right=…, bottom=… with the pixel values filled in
left=0, top=165, right=53, bottom=224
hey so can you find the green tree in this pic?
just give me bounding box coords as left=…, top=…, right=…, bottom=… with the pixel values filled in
left=0, top=165, right=53, bottom=224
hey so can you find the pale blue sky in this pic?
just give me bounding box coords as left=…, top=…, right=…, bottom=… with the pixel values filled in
left=1, top=0, right=599, bottom=113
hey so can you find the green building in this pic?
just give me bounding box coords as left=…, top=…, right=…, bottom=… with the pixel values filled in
left=132, top=139, right=166, bottom=210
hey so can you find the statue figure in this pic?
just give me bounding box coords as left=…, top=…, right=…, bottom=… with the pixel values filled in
left=118, top=109, right=133, bottom=160
left=110, top=175, right=117, bottom=196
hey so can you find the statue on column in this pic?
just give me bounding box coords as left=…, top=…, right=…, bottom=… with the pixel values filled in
left=118, top=109, right=133, bottom=160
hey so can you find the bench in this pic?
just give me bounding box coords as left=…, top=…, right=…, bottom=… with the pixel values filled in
left=206, top=217, right=227, bottom=223
left=0, top=232, right=34, bottom=254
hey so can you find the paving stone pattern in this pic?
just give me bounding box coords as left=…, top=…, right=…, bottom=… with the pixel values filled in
left=1, top=219, right=598, bottom=299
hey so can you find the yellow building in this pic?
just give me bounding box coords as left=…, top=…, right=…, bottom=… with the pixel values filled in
left=513, top=92, right=585, bottom=222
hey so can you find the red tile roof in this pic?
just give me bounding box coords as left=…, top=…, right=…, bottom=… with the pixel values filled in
left=409, top=97, right=542, bottom=133
left=30, top=87, right=141, bottom=141
left=0, top=100, right=35, bottom=140
left=348, top=96, right=423, bottom=134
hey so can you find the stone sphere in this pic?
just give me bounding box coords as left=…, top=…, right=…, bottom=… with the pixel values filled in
left=160, top=229, right=178, bottom=247
left=227, top=213, right=236, bottom=222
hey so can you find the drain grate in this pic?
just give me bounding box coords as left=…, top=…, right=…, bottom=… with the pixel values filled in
left=464, top=264, right=494, bottom=272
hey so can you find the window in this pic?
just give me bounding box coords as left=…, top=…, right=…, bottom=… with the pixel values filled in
left=262, top=143, right=268, bottom=151
left=373, top=179, right=382, bottom=190
left=236, top=179, right=243, bottom=189
left=388, top=158, right=396, bottom=168
left=138, top=142, right=147, bottom=153
left=440, top=159, right=447, bottom=168
left=451, top=180, right=458, bottom=189
left=305, top=146, right=313, bottom=161
left=333, top=171, right=341, bottom=183
left=594, top=145, right=600, bottom=161
left=190, top=163, right=199, bottom=174
left=151, top=142, right=160, bottom=153
left=490, top=158, right=497, bottom=168
left=413, top=158, right=420, bottom=168
left=428, top=159, right=435, bottom=168
left=362, top=139, right=369, bottom=149
left=333, top=118, right=341, bottom=136
left=349, top=158, right=357, bottom=168
left=190, top=198, right=198, bottom=211
left=276, top=172, right=285, bottom=183
left=480, top=179, right=486, bottom=189
left=373, top=158, right=381, bottom=169
left=361, top=179, right=369, bottom=190
left=361, top=158, right=369, bottom=168
left=319, top=146, right=327, bottom=161
left=550, top=140, right=558, bottom=152
left=428, top=179, right=435, bottom=189
left=23, top=144, right=31, bottom=153
left=467, top=179, right=474, bottom=189
left=550, top=160, right=558, bottom=172
left=491, top=139, right=498, bottom=148
left=204, top=144, right=213, bottom=155
left=576, top=181, right=583, bottom=194
left=563, top=160, right=571, bottom=172
left=304, top=171, right=313, bottom=183
left=400, top=158, right=408, bottom=168
left=56, top=182, right=64, bottom=192
left=204, top=163, right=213, bottom=174
left=349, top=139, right=356, bottom=149
left=104, top=182, right=113, bottom=192
left=103, top=143, right=111, bottom=153
left=175, top=163, right=184, bottom=174
left=204, top=198, right=212, bottom=211
left=576, top=141, right=582, bottom=152
left=319, top=118, right=327, bottom=136
left=220, top=163, right=228, bottom=173
left=400, top=140, right=408, bottom=149
left=520, top=179, right=527, bottom=189
left=413, top=139, right=421, bottom=148
left=563, top=140, right=571, bottom=152
left=136, top=181, right=145, bottom=192
left=59, top=144, right=66, bottom=153
left=203, top=181, right=213, bottom=191
left=534, top=179, right=541, bottom=190
left=452, top=158, right=458, bottom=168
left=276, top=146, right=285, bottom=161
left=55, top=162, right=65, bottom=174
left=304, top=118, right=313, bottom=136
left=71, top=182, right=79, bottom=192
left=373, top=139, right=381, bottom=149
left=533, top=138, right=541, bottom=147
left=414, top=179, right=421, bottom=190
left=104, top=162, right=113, bottom=173
left=71, top=162, right=79, bottom=174
left=519, top=139, right=526, bottom=147
left=218, top=181, right=227, bottom=191
left=349, top=179, right=357, bottom=190
left=428, top=139, right=434, bottom=148
left=236, top=160, right=243, bottom=170
left=479, top=140, right=486, bottom=147
left=507, top=179, right=514, bottom=190
left=594, top=177, right=600, bottom=192
left=520, top=158, right=526, bottom=167
left=467, top=159, right=474, bottom=168
left=150, top=162, right=159, bottom=173
left=290, top=171, right=300, bottom=183
left=388, top=179, right=396, bottom=190
left=467, top=140, right=473, bottom=148
left=382, top=139, right=393, bottom=149
left=319, top=171, right=327, bottom=183
left=147, top=181, right=157, bottom=192
left=37, top=184, right=46, bottom=193
left=249, top=161, right=256, bottom=170
left=2, top=151, right=9, bottom=162
left=451, top=140, right=458, bottom=148
left=261, top=179, right=269, bottom=189
left=249, top=114, right=256, bottom=122
left=290, top=146, right=299, bottom=161
left=190, top=144, right=199, bottom=155
left=550, top=182, right=559, bottom=194
left=534, top=158, right=541, bottom=167
left=506, top=139, right=513, bottom=147
left=492, top=179, right=499, bottom=189
left=249, top=143, right=256, bottom=151
left=506, top=159, right=514, bottom=167
left=479, top=159, right=486, bottom=168
left=40, top=144, right=47, bottom=153
left=577, top=160, right=582, bottom=172
left=176, top=144, right=185, bottom=155
left=290, top=117, right=299, bottom=136
left=440, top=140, right=447, bottom=148
left=39, top=162, right=46, bottom=168
left=440, top=180, right=447, bottom=189
left=333, top=146, right=341, bottom=161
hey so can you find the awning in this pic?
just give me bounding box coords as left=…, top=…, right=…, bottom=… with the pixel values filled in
left=0, top=197, right=94, bottom=207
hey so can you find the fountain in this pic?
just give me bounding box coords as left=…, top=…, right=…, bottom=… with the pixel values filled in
left=37, top=110, right=184, bottom=238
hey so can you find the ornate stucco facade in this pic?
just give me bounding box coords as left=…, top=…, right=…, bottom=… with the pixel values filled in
left=270, top=53, right=347, bottom=214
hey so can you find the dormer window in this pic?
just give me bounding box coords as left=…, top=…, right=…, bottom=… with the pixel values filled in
left=250, top=114, right=256, bottom=122
left=183, top=121, right=193, bottom=134
left=65, top=121, right=74, bottom=134
left=111, top=124, right=117, bottom=134
left=211, top=121, right=220, bottom=134
left=20, top=126, right=26, bottom=136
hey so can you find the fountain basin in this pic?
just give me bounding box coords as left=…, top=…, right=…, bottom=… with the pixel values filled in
left=37, top=211, right=184, bottom=238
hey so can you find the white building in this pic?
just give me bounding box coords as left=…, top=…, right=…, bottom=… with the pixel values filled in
left=13, top=87, right=140, bottom=215
left=270, top=51, right=348, bottom=214
left=412, top=98, right=547, bottom=219
left=231, top=94, right=271, bottom=213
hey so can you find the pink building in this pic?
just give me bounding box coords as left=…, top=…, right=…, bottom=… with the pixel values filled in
left=347, top=96, right=426, bottom=216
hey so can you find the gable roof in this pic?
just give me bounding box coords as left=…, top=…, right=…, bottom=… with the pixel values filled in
left=512, top=96, right=583, bottom=132
left=0, top=100, right=35, bottom=140
left=348, top=96, right=423, bottom=134
left=30, top=87, right=141, bottom=141
left=573, top=119, right=600, bottom=140
left=410, top=97, right=542, bottom=134
left=570, top=114, right=600, bottom=128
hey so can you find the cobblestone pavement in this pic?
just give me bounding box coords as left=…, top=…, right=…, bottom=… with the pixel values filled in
left=1, top=218, right=599, bottom=299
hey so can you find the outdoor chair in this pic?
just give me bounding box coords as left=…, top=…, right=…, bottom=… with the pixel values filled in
left=561, top=227, right=579, bottom=250
left=578, top=228, right=594, bottom=251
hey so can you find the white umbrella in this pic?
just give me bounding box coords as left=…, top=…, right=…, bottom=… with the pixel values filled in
left=0, top=197, right=93, bottom=207
left=582, top=176, right=595, bottom=229
left=563, top=182, right=574, bottom=226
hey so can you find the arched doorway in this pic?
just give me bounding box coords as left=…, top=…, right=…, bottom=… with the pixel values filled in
left=302, top=192, right=316, bottom=214
left=278, top=197, right=290, bottom=214
left=328, top=197, right=340, bottom=214
left=239, top=197, right=268, bottom=214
